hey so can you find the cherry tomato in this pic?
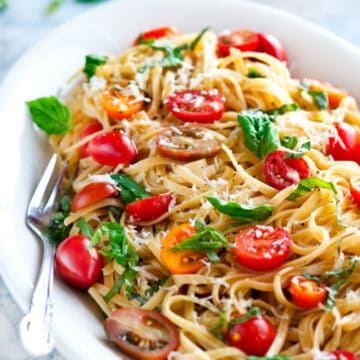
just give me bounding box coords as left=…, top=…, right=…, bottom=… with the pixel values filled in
left=289, top=275, right=327, bottom=309
left=104, top=308, right=179, bottom=360
left=164, top=89, right=226, bottom=123
left=234, top=225, right=291, bottom=272
left=127, top=194, right=174, bottom=223
left=264, top=150, right=311, bottom=190
left=328, top=122, right=360, bottom=163
left=71, top=182, right=118, bottom=213
left=330, top=350, right=357, bottom=360
left=133, top=26, right=178, bottom=46
left=102, top=86, right=143, bottom=120
left=217, top=30, right=259, bottom=56
left=308, top=80, right=347, bottom=109
left=350, top=176, right=360, bottom=206
left=87, top=131, right=137, bottom=166
left=156, top=126, right=221, bottom=161
left=79, top=120, right=103, bottom=158
left=227, top=312, right=277, bottom=356
left=256, top=33, right=287, bottom=61
left=55, top=235, right=102, bottom=289
left=160, top=223, right=206, bottom=274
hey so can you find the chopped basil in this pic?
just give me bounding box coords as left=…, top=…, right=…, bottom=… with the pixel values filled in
left=83, top=54, right=108, bottom=80
left=246, top=356, right=292, bottom=360
left=266, top=103, right=299, bottom=118
left=0, top=0, right=8, bottom=11
left=228, top=307, right=260, bottom=328
left=46, top=0, right=63, bottom=13
left=288, top=177, right=337, bottom=202
left=49, top=193, right=72, bottom=244
left=26, top=96, right=72, bottom=135
left=172, top=218, right=229, bottom=263
left=283, top=140, right=311, bottom=160
left=300, top=82, right=328, bottom=110
left=108, top=206, right=121, bottom=222
left=110, top=174, right=149, bottom=204
left=209, top=311, right=227, bottom=340
left=281, top=136, right=298, bottom=150
left=76, top=217, right=94, bottom=238
left=247, top=68, right=264, bottom=79
left=144, top=277, right=169, bottom=298
left=206, top=196, right=274, bottom=223
left=237, top=110, right=280, bottom=160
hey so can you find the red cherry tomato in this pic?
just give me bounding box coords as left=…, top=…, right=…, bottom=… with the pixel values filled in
left=350, top=176, right=360, bottom=206
left=155, top=126, right=221, bottom=161
left=133, top=26, right=178, bottom=46
left=328, top=122, right=360, bottom=163
left=79, top=120, right=103, bottom=158
left=55, top=235, right=102, bottom=289
left=87, top=131, right=137, bottom=166
left=127, top=194, right=174, bottom=222
left=289, top=275, right=327, bottom=309
left=104, top=308, right=180, bottom=360
left=256, top=33, right=287, bottom=61
left=227, top=312, right=277, bottom=356
left=264, top=150, right=311, bottom=190
left=234, top=225, right=291, bottom=272
left=164, top=90, right=226, bottom=123
left=330, top=350, right=357, bottom=360
left=71, top=182, right=118, bottom=213
left=217, top=30, right=259, bottom=56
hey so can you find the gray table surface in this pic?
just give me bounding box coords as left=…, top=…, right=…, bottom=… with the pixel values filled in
left=0, top=0, right=359, bottom=359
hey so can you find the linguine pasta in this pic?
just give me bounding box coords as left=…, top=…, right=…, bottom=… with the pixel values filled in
left=50, top=30, right=360, bottom=359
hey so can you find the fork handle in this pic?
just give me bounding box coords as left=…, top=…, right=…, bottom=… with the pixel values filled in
left=20, top=241, right=56, bottom=356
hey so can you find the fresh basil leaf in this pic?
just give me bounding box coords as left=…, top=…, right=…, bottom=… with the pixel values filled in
left=325, top=257, right=358, bottom=279
left=46, top=0, right=63, bottom=14
left=76, top=217, right=94, bottom=238
left=228, top=307, right=261, bottom=328
left=281, top=136, right=298, bottom=150
left=237, top=110, right=280, bottom=160
left=299, top=82, right=310, bottom=91
left=27, top=96, right=72, bottom=135
left=207, top=196, right=274, bottom=223
left=283, top=140, right=311, bottom=160
left=126, top=292, right=147, bottom=305
left=209, top=311, right=226, bottom=339
left=0, top=0, right=7, bottom=11
left=59, top=194, right=72, bottom=213
left=83, top=54, right=108, bottom=80
left=308, top=90, right=328, bottom=110
left=104, top=267, right=137, bottom=302
left=247, top=68, right=264, bottom=79
left=111, top=174, right=149, bottom=204
left=246, top=355, right=292, bottom=360
left=288, top=177, right=337, bottom=202
left=108, top=206, right=121, bottom=222
left=194, top=218, right=206, bottom=232
left=144, top=277, right=169, bottom=298
left=266, top=103, right=299, bottom=118
left=302, top=271, right=321, bottom=282
left=189, top=27, right=209, bottom=50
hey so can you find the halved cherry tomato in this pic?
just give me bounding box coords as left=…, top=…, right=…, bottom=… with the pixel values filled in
left=234, top=225, right=291, bottom=272
left=133, top=26, right=178, bottom=46
left=227, top=312, right=277, bottom=356
left=308, top=80, right=347, bottom=109
left=328, top=122, right=360, bottom=163
left=87, top=131, right=137, bottom=166
left=264, top=150, right=311, bottom=190
left=102, top=86, right=143, bottom=120
left=55, top=235, right=102, bottom=289
left=330, top=350, right=357, bottom=360
left=156, top=126, right=221, bottom=161
left=71, top=182, right=118, bottom=213
left=104, top=308, right=179, bottom=360
left=160, top=223, right=205, bottom=274
left=350, top=176, right=360, bottom=206
left=256, top=32, right=287, bottom=61
left=127, top=194, right=174, bottom=223
left=289, top=275, right=327, bottom=309
left=218, top=30, right=259, bottom=56
left=164, top=90, right=226, bottom=123
left=79, top=120, right=103, bottom=158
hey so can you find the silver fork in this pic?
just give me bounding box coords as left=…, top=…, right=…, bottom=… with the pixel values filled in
left=20, top=154, right=68, bottom=357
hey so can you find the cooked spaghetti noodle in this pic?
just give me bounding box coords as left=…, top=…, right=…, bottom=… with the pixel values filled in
left=50, top=30, right=360, bottom=359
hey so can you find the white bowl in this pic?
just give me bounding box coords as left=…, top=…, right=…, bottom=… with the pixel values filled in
left=0, top=0, right=359, bottom=359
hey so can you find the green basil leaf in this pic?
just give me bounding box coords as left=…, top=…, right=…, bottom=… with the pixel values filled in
left=0, top=0, right=8, bottom=11
left=237, top=110, right=280, bottom=160
left=111, top=174, right=149, bottom=204
left=144, top=277, right=169, bottom=298
left=283, top=140, right=311, bottom=160
left=46, top=0, right=63, bottom=14
left=76, top=217, right=94, bottom=238
left=246, top=355, right=292, bottom=360
left=27, top=96, right=72, bottom=135
left=266, top=103, right=300, bottom=118
left=302, top=271, right=321, bottom=282
left=209, top=311, right=226, bottom=337
left=108, top=206, right=121, bottom=222
left=83, top=54, right=108, bottom=80
left=247, top=68, right=264, bottom=79
left=104, top=267, right=137, bottom=302
left=308, top=90, right=328, bottom=110
left=281, top=136, right=298, bottom=150
left=228, top=307, right=261, bottom=328
left=189, top=27, right=209, bottom=50
left=206, top=196, right=274, bottom=223
left=288, top=177, right=337, bottom=202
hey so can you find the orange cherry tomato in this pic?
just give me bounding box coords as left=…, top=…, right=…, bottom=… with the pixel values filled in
left=133, top=26, right=179, bottom=46
left=289, top=275, right=327, bottom=309
left=309, top=80, right=347, bottom=109
left=102, top=86, right=143, bottom=120
left=160, top=223, right=206, bottom=274
left=349, top=176, right=360, bottom=206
